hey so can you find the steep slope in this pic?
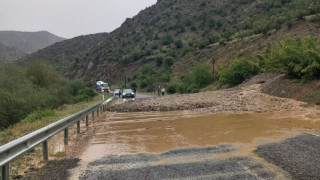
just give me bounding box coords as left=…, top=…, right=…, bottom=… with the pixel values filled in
left=0, top=31, right=65, bottom=54
left=20, top=0, right=320, bottom=84
left=0, top=43, right=27, bottom=62
left=19, top=33, right=108, bottom=77
left=173, top=17, right=320, bottom=78
left=69, top=0, right=320, bottom=83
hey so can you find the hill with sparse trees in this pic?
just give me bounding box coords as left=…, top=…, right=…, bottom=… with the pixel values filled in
left=19, top=0, right=320, bottom=90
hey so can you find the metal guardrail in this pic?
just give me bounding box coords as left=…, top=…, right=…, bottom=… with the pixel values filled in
left=0, top=97, right=114, bottom=180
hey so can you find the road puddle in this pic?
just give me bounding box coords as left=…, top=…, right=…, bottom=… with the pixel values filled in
left=81, top=111, right=320, bottom=162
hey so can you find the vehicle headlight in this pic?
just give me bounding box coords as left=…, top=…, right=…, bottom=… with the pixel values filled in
left=122, top=93, right=125, bottom=95
left=131, top=93, right=134, bottom=95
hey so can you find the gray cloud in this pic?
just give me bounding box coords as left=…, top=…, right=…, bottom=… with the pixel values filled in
left=0, top=0, right=157, bottom=38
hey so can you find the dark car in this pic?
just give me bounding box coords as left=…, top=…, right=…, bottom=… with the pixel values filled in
left=122, top=89, right=135, bottom=98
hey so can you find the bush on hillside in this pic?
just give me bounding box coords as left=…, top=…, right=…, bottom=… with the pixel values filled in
left=190, top=63, right=213, bottom=87
left=72, top=88, right=96, bottom=103
left=217, top=59, right=260, bottom=86
left=68, top=79, right=86, bottom=96
left=164, top=57, right=174, bottom=67
left=174, top=40, right=183, bottom=48
left=260, top=36, right=320, bottom=79
left=166, top=81, right=181, bottom=94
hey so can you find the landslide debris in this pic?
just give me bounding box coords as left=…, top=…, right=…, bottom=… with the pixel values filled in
left=107, top=73, right=307, bottom=114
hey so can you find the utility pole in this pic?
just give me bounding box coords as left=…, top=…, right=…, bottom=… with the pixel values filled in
left=125, top=76, right=127, bottom=89
left=212, top=57, right=215, bottom=74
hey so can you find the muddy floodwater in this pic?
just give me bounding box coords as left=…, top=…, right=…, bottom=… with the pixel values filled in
left=80, top=110, right=320, bottom=162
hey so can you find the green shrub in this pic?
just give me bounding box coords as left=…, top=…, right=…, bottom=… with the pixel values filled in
left=0, top=62, right=72, bottom=129
left=174, top=40, right=183, bottom=48
left=166, top=82, right=180, bottom=94
left=164, top=57, right=174, bottom=67
left=140, top=81, right=148, bottom=88
left=162, top=34, right=174, bottom=45
left=261, top=36, right=320, bottom=80
left=72, top=88, right=96, bottom=103
left=190, top=63, right=213, bottom=87
left=156, top=56, right=164, bottom=67
left=176, top=83, right=200, bottom=94
left=130, top=82, right=138, bottom=89
left=68, top=79, right=86, bottom=96
left=217, top=59, right=260, bottom=86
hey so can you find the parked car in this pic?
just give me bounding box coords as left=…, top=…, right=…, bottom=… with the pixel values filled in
left=122, top=89, right=135, bottom=98
left=114, top=89, right=121, bottom=96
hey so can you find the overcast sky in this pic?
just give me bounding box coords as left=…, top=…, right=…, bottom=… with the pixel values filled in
left=0, top=0, right=157, bottom=38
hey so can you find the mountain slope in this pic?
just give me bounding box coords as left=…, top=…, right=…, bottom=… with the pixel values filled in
left=0, top=31, right=65, bottom=54
left=18, top=33, right=108, bottom=77
left=20, top=0, right=320, bottom=85
left=173, top=17, right=320, bottom=78
left=0, top=43, right=27, bottom=62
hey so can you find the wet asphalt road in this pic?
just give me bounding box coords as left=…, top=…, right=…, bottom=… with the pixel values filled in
left=79, top=144, right=281, bottom=180
left=79, top=133, right=320, bottom=180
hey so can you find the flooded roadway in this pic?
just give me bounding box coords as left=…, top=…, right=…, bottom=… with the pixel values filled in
left=80, top=110, right=320, bottom=162
left=67, top=110, right=320, bottom=179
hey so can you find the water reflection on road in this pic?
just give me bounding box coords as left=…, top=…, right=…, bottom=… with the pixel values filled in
left=80, top=110, right=320, bottom=162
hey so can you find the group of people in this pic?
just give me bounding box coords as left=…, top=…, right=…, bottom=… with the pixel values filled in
left=158, top=85, right=165, bottom=97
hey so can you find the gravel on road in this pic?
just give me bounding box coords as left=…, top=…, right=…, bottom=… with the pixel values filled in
left=255, top=133, right=320, bottom=180
left=79, top=144, right=285, bottom=180
left=24, top=158, right=80, bottom=180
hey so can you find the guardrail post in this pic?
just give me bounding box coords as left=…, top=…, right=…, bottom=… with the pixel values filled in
left=43, top=140, right=48, bottom=162
left=97, top=109, right=100, bottom=117
left=1, top=164, right=9, bottom=180
left=86, top=115, right=89, bottom=126
left=92, top=112, right=95, bottom=121
left=77, top=120, right=80, bottom=134
left=64, top=128, right=68, bottom=145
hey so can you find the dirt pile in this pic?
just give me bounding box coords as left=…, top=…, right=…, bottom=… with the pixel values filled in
left=107, top=73, right=308, bottom=114
left=261, top=75, right=320, bottom=105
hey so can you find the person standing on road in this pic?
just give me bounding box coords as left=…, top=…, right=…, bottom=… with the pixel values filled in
left=162, top=87, right=165, bottom=96
left=133, top=88, right=136, bottom=98
left=119, top=89, right=122, bottom=98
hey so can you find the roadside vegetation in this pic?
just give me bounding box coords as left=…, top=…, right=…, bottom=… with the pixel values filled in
left=0, top=61, right=97, bottom=129
left=0, top=62, right=103, bottom=177
left=0, top=95, right=102, bottom=176
left=160, top=35, right=320, bottom=94
left=217, top=35, right=320, bottom=85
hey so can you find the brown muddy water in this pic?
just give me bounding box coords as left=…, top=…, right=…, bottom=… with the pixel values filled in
left=79, top=110, right=320, bottom=162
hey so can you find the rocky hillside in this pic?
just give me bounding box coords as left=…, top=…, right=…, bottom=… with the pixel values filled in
left=0, top=31, right=65, bottom=61
left=19, top=0, right=320, bottom=84
left=173, top=17, right=320, bottom=78
left=19, top=33, right=108, bottom=76
left=0, top=43, right=27, bottom=62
